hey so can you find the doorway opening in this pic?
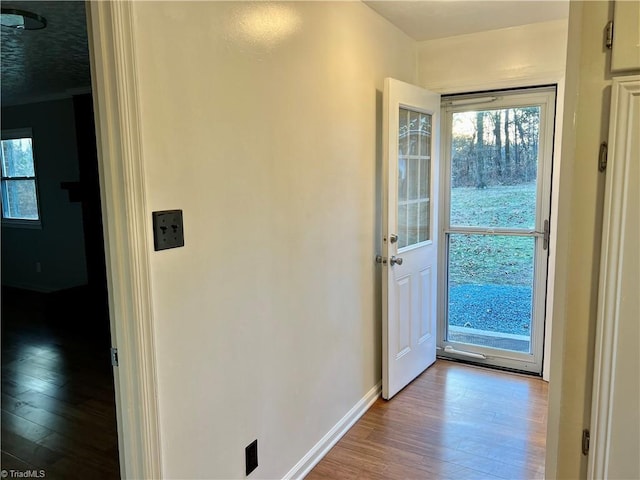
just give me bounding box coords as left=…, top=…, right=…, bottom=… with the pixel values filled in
left=1, top=2, right=120, bottom=476
left=438, top=86, right=556, bottom=374
left=0, top=98, right=120, bottom=478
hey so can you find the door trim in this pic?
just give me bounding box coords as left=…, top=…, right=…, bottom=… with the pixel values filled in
left=422, top=76, right=565, bottom=382
left=588, top=75, right=640, bottom=480
left=437, top=86, right=557, bottom=374
left=87, top=2, right=162, bottom=478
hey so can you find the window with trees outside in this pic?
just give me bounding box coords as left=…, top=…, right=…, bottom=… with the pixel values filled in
left=1, top=129, right=41, bottom=225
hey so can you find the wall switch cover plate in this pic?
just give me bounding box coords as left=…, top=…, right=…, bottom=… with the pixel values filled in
left=152, top=210, right=184, bottom=251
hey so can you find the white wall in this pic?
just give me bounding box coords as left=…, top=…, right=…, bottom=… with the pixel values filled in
left=416, top=19, right=568, bottom=381
left=1, top=99, right=88, bottom=292
left=130, top=2, right=415, bottom=477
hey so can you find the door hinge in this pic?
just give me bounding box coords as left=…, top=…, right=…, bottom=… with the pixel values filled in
left=599, top=142, right=608, bottom=172
left=582, top=428, right=590, bottom=455
left=110, top=347, right=119, bottom=367
left=605, top=21, right=614, bottom=49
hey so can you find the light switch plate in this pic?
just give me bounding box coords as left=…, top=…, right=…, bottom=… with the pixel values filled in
left=152, top=210, right=184, bottom=251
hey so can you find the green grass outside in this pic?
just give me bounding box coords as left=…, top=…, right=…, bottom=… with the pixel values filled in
left=448, top=184, right=537, bottom=287
left=450, top=183, right=536, bottom=229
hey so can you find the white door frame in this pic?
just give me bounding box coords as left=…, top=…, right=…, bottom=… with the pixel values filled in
left=86, top=2, right=162, bottom=478
left=588, top=75, right=640, bottom=480
left=437, top=86, right=556, bottom=374
left=420, top=76, right=565, bottom=382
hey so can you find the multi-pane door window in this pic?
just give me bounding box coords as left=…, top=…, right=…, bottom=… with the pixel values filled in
left=1, top=129, right=40, bottom=223
left=397, top=108, right=431, bottom=249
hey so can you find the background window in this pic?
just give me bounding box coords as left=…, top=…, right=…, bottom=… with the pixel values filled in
left=1, top=129, right=40, bottom=224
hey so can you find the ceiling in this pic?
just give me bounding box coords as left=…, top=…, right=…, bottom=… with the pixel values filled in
left=1, top=1, right=90, bottom=106
left=365, top=1, right=569, bottom=41
left=0, top=1, right=569, bottom=106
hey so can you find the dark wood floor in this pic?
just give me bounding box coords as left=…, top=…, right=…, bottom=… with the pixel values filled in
left=1, top=287, right=120, bottom=479
left=307, top=360, right=548, bottom=480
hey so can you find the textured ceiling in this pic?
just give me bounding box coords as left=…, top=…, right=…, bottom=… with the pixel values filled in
left=1, top=1, right=90, bottom=106
left=364, top=1, right=569, bottom=41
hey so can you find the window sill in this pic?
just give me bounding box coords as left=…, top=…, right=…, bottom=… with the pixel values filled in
left=1, top=219, right=42, bottom=230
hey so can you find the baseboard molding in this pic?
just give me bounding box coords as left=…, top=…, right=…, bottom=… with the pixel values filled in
left=1, top=281, right=55, bottom=293
left=284, top=381, right=382, bottom=480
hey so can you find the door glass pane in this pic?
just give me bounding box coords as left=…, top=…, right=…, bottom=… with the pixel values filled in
left=407, top=158, right=418, bottom=200
left=398, top=203, right=407, bottom=247
left=398, top=107, right=431, bottom=249
left=398, top=157, right=407, bottom=202
left=449, top=107, right=540, bottom=229
left=447, top=233, right=535, bottom=353
left=409, top=110, right=419, bottom=155
left=407, top=203, right=419, bottom=245
left=417, top=200, right=429, bottom=243
left=398, top=109, right=408, bottom=155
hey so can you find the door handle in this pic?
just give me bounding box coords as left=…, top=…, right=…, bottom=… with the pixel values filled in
left=532, top=219, right=550, bottom=250
left=389, top=234, right=398, bottom=244
left=390, top=256, right=403, bottom=266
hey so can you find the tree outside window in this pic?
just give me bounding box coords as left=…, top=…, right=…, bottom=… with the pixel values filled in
left=1, top=129, right=41, bottom=225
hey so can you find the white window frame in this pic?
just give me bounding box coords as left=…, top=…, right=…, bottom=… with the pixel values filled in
left=1, top=127, right=42, bottom=229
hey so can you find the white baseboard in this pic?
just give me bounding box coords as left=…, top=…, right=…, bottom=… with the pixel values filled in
left=284, top=381, right=382, bottom=480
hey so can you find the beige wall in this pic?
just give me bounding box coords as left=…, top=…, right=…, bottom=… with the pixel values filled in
left=547, top=2, right=614, bottom=478
left=130, top=2, right=415, bottom=477
left=416, top=20, right=568, bottom=93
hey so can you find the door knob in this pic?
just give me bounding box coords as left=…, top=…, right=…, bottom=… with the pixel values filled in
left=389, top=234, right=398, bottom=244
left=390, top=256, right=403, bottom=266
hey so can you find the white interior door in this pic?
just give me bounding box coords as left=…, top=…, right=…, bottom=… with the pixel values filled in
left=382, top=78, right=440, bottom=400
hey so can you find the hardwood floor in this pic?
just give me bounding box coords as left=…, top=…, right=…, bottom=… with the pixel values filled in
left=307, top=360, right=548, bottom=480
left=1, top=287, right=120, bottom=479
